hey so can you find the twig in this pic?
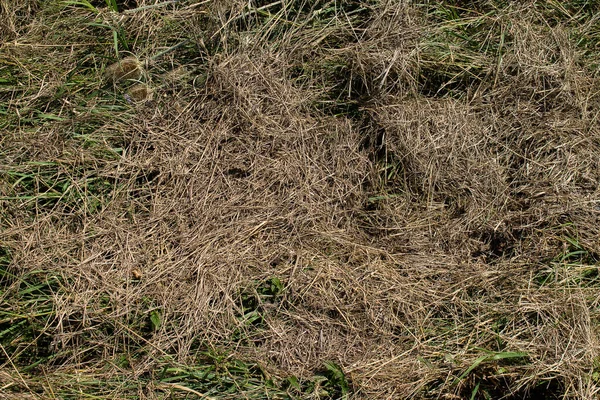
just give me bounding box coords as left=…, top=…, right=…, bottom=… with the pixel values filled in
left=123, top=0, right=179, bottom=14
left=0, top=344, right=34, bottom=394
left=149, top=39, right=191, bottom=61
left=160, top=382, right=216, bottom=399
left=124, top=0, right=211, bottom=14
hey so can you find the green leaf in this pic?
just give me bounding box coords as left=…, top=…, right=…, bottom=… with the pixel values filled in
left=470, top=381, right=480, bottom=400
left=270, top=277, right=283, bottom=294
left=454, top=351, right=528, bottom=384
left=37, top=113, right=65, bottom=121
left=287, top=375, right=300, bottom=390
left=105, top=0, right=119, bottom=12
left=242, top=310, right=262, bottom=325
left=112, top=30, right=119, bottom=57
left=323, top=361, right=349, bottom=396
left=61, top=0, right=98, bottom=12
left=150, top=310, right=161, bottom=331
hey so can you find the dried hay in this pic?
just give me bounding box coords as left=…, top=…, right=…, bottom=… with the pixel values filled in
left=1, top=0, right=600, bottom=398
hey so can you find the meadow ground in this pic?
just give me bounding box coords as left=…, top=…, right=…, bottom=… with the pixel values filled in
left=1, top=0, right=600, bottom=398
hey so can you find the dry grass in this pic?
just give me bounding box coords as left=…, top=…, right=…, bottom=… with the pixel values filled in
left=1, top=0, right=600, bottom=399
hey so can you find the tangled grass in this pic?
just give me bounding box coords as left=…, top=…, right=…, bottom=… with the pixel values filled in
left=1, top=0, right=600, bottom=398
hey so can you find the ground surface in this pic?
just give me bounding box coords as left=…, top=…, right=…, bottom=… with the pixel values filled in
left=1, top=0, right=600, bottom=399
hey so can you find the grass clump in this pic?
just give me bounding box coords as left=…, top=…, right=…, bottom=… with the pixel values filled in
left=2, top=0, right=600, bottom=399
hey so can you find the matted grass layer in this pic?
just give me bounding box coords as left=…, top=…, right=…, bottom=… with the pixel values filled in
left=1, top=0, right=600, bottom=399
